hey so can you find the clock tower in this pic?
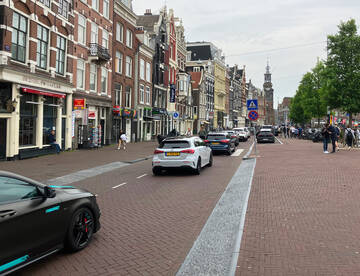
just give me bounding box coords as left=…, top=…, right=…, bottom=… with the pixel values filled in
left=263, top=61, right=274, bottom=125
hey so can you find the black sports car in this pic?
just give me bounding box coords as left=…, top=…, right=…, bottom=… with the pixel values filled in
left=0, top=171, right=101, bottom=275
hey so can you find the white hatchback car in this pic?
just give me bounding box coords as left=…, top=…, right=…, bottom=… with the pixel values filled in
left=152, top=137, right=213, bottom=175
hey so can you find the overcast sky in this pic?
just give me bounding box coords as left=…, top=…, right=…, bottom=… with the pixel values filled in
left=133, top=0, right=360, bottom=107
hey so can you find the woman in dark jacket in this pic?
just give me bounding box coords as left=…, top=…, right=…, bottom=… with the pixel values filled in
left=321, top=124, right=330, bottom=153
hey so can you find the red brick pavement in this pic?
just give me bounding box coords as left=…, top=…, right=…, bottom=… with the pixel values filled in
left=236, top=139, right=360, bottom=276
left=0, top=142, right=157, bottom=182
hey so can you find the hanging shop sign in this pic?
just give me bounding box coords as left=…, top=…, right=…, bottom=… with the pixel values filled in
left=74, top=98, right=86, bottom=110
left=122, top=108, right=133, bottom=117
left=170, top=84, right=176, bottom=103
left=113, top=105, right=122, bottom=116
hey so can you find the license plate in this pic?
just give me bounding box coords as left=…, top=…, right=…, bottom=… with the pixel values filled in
left=212, top=142, right=220, bottom=145
left=165, top=152, right=180, bottom=156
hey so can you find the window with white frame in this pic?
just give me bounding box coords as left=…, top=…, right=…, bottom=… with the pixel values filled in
left=146, top=62, right=151, bottom=82
left=39, top=0, right=50, bottom=7
left=11, top=12, right=27, bottom=63
left=145, top=86, right=150, bottom=105
left=36, top=24, right=48, bottom=69
left=56, top=35, right=66, bottom=75
left=90, top=64, right=97, bottom=92
left=91, top=22, right=98, bottom=43
left=92, top=0, right=98, bottom=11
left=139, top=84, right=144, bottom=104
left=140, top=59, right=145, bottom=80
left=77, top=59, right=85, bottom=89
left=126, top=29, right=132, bottom=48
left=115, top=83, right=122, bottom=106
left=125, top=56, right=132, bottom=77
left=78, top=15, right=86, bottom=45
left=101, top=67, right=108, bottom=94
left=125, top=86, right=131, bottom=108
left=115, top=51, right=123, bottom=74
left=116, top=22, right=123, bottom=43
left=58, top=0, right=69, bottom=18
left=102, top=29, right=109, bottom=49
left=103, top=0, right=109, bottom=18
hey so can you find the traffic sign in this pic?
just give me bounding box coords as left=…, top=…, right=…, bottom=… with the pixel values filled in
left=247, top=99, right=258, bottom=110
left=173, top=112, right=179, bottom=119
left=248, top=110, right=258, bottom=121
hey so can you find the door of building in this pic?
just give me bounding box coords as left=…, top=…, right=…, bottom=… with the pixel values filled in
left=61, top=118, right=66, bottom=149
left=100, top=119, right=105, bottom=146
left=0, top=119, right=7, bottom=160
left=126, top=119, right=131, bottom=142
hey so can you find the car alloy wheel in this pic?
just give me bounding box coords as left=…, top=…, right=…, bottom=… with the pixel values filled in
left=152, top=167, right=161, bottom=176
left=194, top=158, right=201, bottom=175
left=66, top=207, right=94, bottom=252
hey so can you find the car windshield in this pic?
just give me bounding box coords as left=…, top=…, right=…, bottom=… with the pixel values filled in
left=160, top=141, right=190, bottom=149
left=259, top=131, right=272, bottom=135
left=207, top=134, right=226, bottom=140
left=262, top=126, right=272, bottom=129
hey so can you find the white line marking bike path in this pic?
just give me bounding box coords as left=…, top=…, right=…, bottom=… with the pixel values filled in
left=136, top=174, right=147, bottom=179
left=112, top=182, right=127, bottom=189
left=231, top=149, right=244, bottom=157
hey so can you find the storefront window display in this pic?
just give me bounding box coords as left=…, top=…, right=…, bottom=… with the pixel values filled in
left=19, top=93, right=37, bottom=146
left=43, top=96, right=57, bottom=144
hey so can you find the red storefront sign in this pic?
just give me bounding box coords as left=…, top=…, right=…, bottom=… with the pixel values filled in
left=88, top=111, right=96, bottom=118
left=74, top=98, right=86, bottom=110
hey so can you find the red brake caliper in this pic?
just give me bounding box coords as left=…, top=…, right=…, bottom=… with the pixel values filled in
left=85, top=218, right=88, bottom=233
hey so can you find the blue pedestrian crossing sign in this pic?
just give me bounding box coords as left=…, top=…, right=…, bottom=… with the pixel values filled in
left=247, top=99, right=258, bottom=110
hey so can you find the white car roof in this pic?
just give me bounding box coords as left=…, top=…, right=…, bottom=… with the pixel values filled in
left=260, top=129, right=272, bottom=132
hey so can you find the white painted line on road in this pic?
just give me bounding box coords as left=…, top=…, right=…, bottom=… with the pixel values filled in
left=136, top=174, right=147, bottom=179
left=275, top=137, right=283, bottom=144
left=112, top=182, right=127, bottom=189
left=231, top=149, right=244, bottom=157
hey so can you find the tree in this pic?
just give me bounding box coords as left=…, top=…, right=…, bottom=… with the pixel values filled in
left=289, top=90, right=311, bottom=125
left=325, top=19, right=360, bottom=127
left=301, top=61, right=328, bottom=126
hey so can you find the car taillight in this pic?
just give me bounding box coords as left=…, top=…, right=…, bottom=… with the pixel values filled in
left=154, top=150, right=164, bottom=154
left=231, top=135, right=236, bottom=138
left=181, top=149, right=195, bottom=154
left=204, top=140, right=209, bottom=143
left=220, top=139, right=230, bottom=143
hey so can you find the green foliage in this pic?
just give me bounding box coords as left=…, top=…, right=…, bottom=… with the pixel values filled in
left=325, top=19, right=360, bottom=126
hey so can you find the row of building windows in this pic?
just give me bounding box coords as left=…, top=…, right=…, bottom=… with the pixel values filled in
left=76, top=61, right=108, bottom=93
left=115, top=22, right=133, bottom=48
left=11, top=13, right=67, bottom=75
left=78, top=14, right=110, bottom=48
left=139, top=59, right=151, bottom=82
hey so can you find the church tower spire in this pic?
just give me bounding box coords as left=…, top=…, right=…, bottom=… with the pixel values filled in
left=264, top=59, right=271, bottom=83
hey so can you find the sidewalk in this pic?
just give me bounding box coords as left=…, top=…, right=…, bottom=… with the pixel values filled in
left=0, top=141, right=157, bottom=182
left=236, top=139, right=360, bottom=276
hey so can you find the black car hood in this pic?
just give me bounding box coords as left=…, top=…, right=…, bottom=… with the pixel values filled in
left=48, top=185, right=92, bottom=195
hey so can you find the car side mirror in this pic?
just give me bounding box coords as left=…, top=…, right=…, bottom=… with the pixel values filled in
left=44, top=186, right=56, bottom=198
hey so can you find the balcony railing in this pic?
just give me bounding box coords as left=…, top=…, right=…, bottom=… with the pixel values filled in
left=89, top=43, right=110, bottom=62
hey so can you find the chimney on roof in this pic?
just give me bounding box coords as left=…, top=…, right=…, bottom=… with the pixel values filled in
left=144, top=9, right=152, bottom=15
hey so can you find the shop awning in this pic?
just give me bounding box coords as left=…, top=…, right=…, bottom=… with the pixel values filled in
left=21, top=87, right=66, bottom=98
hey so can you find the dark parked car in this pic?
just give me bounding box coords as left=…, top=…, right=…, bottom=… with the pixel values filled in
left=225, top=130, right=239, bottom=146
left=205, top=132, right=236, bottom=155
left=257, top=130, right=275, bottom=143
left=0, top=171, right=101, bottom=275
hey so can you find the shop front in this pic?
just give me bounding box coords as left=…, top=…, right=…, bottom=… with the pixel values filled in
left=0, top=72, right=73, bottom=160
left=138, top=106, right=153, bottom=141
left=74, top=97, right=111, bottom=149
left=112, top=107, right=137, bottom=143
left=152, top=107, right=168, bottom=137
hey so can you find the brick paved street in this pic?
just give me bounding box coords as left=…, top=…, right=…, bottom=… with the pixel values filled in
left=236, top=139, right=360, bottom=276
left=1, top=141, right=251, bottom=275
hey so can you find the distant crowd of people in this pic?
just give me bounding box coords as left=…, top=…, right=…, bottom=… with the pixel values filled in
left=279, top=123, right=360, bottom=153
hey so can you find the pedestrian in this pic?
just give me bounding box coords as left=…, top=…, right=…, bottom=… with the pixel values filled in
left=345, top=125, right=354, bottom=150
left=117, top=131, right=127, bottom=150
left=185, top=127, right=192, bottom=137
left=198, top=126, right=207, bottom=140
left=321, top=123, right=330, bottom=154
left=334, top=123, right=341, bottom=151
left=48, top=130, right=61, bottom=154
left=328, top=124, right=337, bottom=153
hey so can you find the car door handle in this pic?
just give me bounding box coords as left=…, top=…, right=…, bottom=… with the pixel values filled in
left=0, top=210, right=16, bottom=218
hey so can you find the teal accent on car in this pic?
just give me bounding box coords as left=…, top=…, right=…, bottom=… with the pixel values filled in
left=48, top=185, right=74, bottom=189
left=0, top=255, right=30, bottom=272
left=45, top=205, right=60, bottom=214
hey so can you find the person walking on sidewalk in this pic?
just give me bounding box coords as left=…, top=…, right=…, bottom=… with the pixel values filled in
left=117, top=131, right=127, bottom=150
left=345, top=126, right=355, bottom=150
left=321, top=123, right=330, bottom=153
left=48, top=130, right=61, bottom=154
left=328, top=124, right=337, bottom=153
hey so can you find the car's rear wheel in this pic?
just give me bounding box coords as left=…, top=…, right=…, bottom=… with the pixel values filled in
left=208, top=153, right=213, bottom=167
left=194, top=158, right=201, bottom=175
left=65, top=207, right=94, bottom=252
left=226, top=147, right=232, bottom=155
left=152, top=167, right=161, bottom=176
